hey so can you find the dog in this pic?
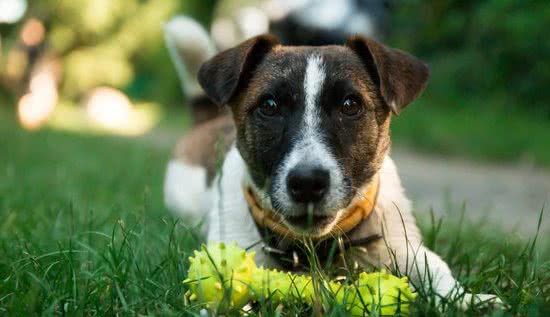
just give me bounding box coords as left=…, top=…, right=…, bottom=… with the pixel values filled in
left=163, top=16, right=502, bottom=309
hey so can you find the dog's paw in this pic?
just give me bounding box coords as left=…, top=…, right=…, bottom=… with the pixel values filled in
left=460, top=293, right=506, bottom=310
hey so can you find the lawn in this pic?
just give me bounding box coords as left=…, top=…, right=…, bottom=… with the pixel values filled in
left=0, top=109, right=549, bottom=316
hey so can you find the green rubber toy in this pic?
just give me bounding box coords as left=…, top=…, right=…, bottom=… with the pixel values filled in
left=184, top=242, right=416, bottom=315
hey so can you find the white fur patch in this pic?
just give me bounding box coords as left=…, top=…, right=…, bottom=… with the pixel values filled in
left=272, top=55, right=346, bottom=216
left=207, top=147, right=264, bottom=255
left=303, top=55, right=325, bottom=129
left=163, top=160, right=210, bottom=223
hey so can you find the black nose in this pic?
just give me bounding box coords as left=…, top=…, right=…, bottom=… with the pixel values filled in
left=287, top=166, right=330, bottom=203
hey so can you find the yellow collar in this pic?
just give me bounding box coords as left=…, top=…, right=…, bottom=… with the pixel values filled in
left=243, top=175, right=380, bottom=240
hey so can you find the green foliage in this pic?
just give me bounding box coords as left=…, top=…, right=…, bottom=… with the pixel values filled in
left=390, top=0, right=550, bottom=116
left=37, top=0, right=182, bottom=104
left=1, top=0, right=217, bottom=107
left=181, top=0, right=218, bottom=27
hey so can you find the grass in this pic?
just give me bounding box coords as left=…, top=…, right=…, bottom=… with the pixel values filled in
left=0, top=109, right=549, bottom=316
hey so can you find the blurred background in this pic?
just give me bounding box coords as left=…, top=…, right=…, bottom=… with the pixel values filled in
left=1, top=0, right=549, bottom=233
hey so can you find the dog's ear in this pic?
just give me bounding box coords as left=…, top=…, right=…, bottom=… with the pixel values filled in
left=198, top=35, right=280, bottom=106
left=346, top=36, right=429, bottom=115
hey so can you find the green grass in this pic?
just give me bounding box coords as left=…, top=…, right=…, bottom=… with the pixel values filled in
left=0, top=110, right=549, bottom=316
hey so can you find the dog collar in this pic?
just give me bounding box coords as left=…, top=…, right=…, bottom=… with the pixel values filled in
left=243, top=175, right=380, bottom=241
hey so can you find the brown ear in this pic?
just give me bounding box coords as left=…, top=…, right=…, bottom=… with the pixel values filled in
left=346, top=36, right=430, bottom=115
left=198, top=35, right=280, bottom=106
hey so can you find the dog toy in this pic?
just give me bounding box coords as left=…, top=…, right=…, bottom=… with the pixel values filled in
left=184, top=242, right=256, bottom=308
left=336, top=271, right=417, bottom=316
left=184, top=242, right=416, bottom=315
left=250, top=267, right=334, bottom=304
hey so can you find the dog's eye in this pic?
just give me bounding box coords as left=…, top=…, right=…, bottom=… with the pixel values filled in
left=341, top=96, right=363, bottom=117
left=258, top=98, right=279, bottom=117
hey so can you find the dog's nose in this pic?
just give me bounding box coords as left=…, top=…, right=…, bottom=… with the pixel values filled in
left=287, top=166, right=330, bottom=203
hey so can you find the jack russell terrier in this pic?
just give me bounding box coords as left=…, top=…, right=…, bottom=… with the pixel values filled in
left=163, top=16, right=502, bottom=309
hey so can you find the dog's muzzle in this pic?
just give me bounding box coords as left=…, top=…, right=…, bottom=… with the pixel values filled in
left=243, top=174, right=380, bottom=240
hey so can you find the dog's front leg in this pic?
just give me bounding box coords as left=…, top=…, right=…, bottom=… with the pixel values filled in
left=205, top=146, right=268, bottom=264
left=206, top=182, right=270, bottom=266
left=380, top=208, right=503, bottom=309
left=387, top=239, right=503, bottom=309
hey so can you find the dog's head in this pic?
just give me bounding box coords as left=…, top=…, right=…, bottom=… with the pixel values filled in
left=198, top=35, right=429, bottom=236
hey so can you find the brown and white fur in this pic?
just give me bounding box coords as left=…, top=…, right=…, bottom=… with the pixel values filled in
left=163, top=16, right=502, bottom=309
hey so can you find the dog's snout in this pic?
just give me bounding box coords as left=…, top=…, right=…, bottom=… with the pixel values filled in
left=287, top=166, right=330, bottom=203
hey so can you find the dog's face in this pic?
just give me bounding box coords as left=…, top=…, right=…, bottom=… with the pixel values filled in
left=199, top=35, right=429, bottom=236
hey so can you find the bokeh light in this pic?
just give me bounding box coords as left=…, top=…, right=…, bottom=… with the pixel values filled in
left=17, top=66, right=59, bottom=130
left=47, top=86, right=161, bottom=136
left=20, top=18, right=46, bottom=47
left=4, top=0, right=178, bottom=136
left=18, top=94, right=45, bottom=129
left=0, top=0, right=27, bottom=24
left=86, top=87, right=133, bottom=130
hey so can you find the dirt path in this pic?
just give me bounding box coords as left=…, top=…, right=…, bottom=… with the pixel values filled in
left=392, top=148, right=549, bottom=237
